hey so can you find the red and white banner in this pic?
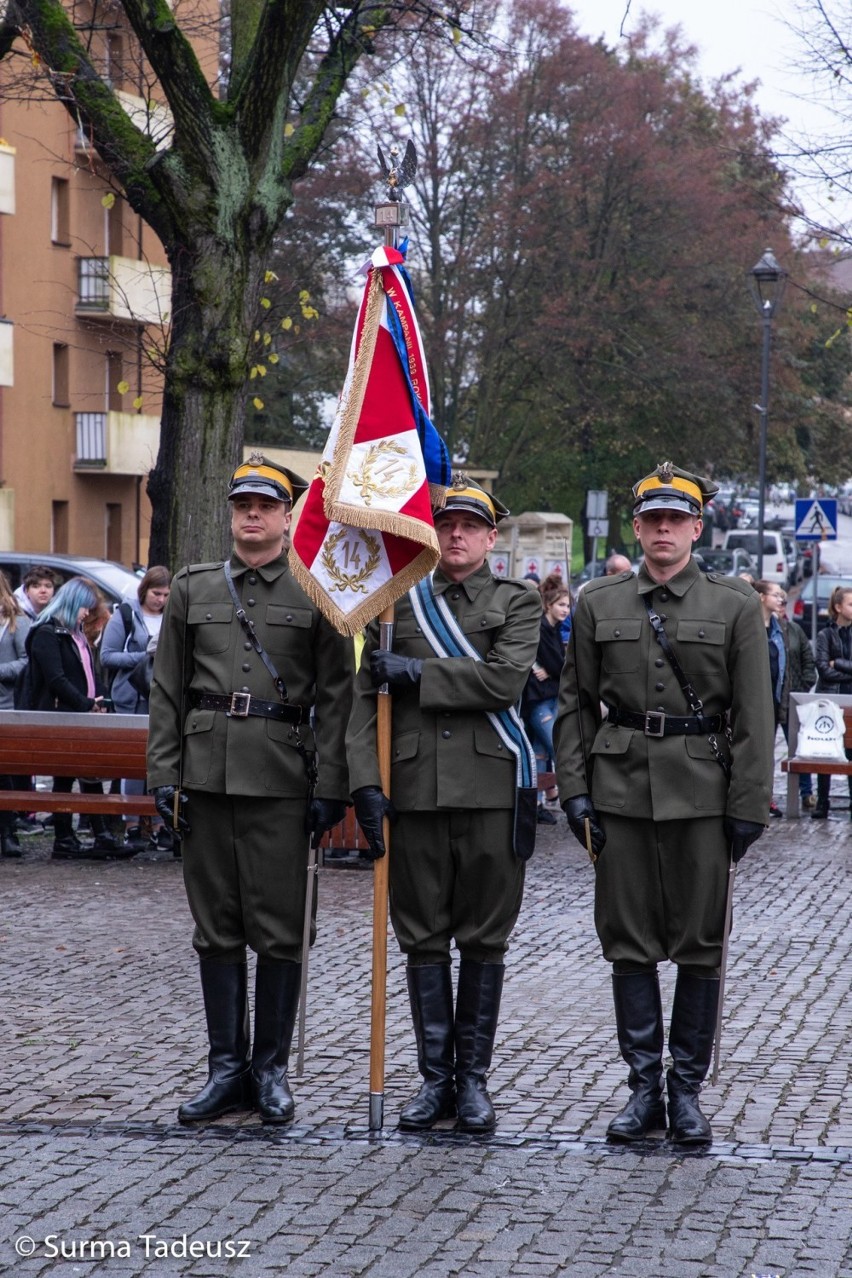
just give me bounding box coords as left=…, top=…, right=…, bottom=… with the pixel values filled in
left=291, top=245, right=449, bottom=636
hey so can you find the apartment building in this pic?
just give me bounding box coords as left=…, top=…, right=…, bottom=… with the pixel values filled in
left=0, top=4, right=216, bottom=568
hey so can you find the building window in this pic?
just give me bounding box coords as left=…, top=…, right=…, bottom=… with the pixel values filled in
left=52, top=344, right=69, bottom=406
left=52, top=501, right=69, bottom=554
left=51, top=177, right=70, bottom=245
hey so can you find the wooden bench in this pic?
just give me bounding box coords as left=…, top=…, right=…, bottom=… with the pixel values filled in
left=0, top=710, right=156, bottom=816
left=780, top=692, right=852, bottom=818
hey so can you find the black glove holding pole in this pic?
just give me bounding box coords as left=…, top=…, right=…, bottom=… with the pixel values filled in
left=352, top=785, right=396, bottom=860
left=152, top=785, right=191, bottom=836
left=370, top=650, right=423, bottom=692
left=307, top=798, right=348, bottom=848
left=723, top=817, right=764, bottom=864
left=563, top=794, right=606, bottom=860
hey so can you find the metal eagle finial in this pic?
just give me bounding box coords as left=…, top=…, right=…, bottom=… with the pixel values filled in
left=377, top=140, right=417, bottom=202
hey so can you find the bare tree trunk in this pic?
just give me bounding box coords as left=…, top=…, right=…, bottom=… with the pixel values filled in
left=147, top=227, right=267, bottom=568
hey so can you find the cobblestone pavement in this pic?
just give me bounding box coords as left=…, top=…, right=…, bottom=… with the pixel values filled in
left=2, top=764, right=852, bottom=1277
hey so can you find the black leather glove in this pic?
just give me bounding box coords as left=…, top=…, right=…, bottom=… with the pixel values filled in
left=152, top=785, right=191, bottom=836
left=308, top=797, right=348, bottom=848
left=352, top=785, right=396, bottom=860
left=563, top=794, right=606, bottom=860
left=370, top=650, right=423, bottom=691
left=723, top=817, right=765, bottom=864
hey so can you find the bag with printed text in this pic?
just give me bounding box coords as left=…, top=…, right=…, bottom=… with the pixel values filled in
left=794, top=699, right=847, bottom=762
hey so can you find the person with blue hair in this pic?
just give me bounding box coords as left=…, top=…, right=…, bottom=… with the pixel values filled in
left=26, top=576, right=137, bottom=860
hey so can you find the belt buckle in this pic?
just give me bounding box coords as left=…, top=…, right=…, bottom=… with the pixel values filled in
left=644, top=710, right=665, bottom=737
left=229, top=691, right=251, bottom=718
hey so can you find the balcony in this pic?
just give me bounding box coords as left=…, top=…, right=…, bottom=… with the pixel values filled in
left=0, top=319, right=12, bottom=386
left=0, top=141, right=14, bottom=215
left=76, top=255, right=171, bottom=325
left=74, top=410, right=160, bottom=474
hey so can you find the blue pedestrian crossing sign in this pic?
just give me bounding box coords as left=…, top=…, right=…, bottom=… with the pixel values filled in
left=795, top=497, right=837, bottom=541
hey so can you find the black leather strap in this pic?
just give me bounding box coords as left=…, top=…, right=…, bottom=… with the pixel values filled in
left=605, top=705, right=723, bottom=736
left=223, top=561, right=290, bottom=702
left=189, top=690, right=302, bottom=724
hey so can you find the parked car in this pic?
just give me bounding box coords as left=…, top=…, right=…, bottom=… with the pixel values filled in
left=736, top=499, right=761, bottom=529
left=693, top=548, right=757, bottom=578
left=570, top=561, right=607, bottom=592
left=0, top=553, right=140, bottom=607
left=721, top=530, right=789, bottom=585
left=792, top=574, right=849, bottom=635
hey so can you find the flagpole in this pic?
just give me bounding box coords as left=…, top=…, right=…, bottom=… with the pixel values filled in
left=368, top=149, right=412, bottom=1131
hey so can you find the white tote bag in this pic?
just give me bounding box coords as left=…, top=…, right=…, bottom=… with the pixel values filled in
left=794, top=699, right=848, bottom=761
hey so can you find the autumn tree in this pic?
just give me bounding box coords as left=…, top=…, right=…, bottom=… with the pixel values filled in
left=0, top=0, right=470, bottom=566
left=348, top=0, right=843, bottom=529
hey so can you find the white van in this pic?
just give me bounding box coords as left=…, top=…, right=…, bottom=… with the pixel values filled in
left=721, top=530, right=787, bottom=585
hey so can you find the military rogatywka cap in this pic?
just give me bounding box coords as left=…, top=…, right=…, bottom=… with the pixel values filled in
left=632, top=461, right=719, bottom=518
left=434, top=472, right=509, bottom=528
left=228, top=452, right=308, bottom=505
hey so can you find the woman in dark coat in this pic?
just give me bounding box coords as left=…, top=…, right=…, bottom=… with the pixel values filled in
left=812, top=584, right=852, bottom=819
left=26, top=576, right=135, bottom=860
left=523, top=574, right=570, bottom=824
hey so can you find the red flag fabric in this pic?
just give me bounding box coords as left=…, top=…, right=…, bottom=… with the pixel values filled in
left=291, top=245, right=448, bottom=636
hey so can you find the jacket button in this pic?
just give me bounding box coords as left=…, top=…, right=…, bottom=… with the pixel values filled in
left=480, top=618, right=488, bottom=626
left=497, top=742, right=503, bottom=750
left=659, top=591, right=669, bottom=602
left=441, top=730, right=451, bottom=739
left=698, top=629, right=706, bottom=638
left=244, top=642, right=252, bottom=651
left=655, top=658, right=664, bottom=668
left=248, top=576, right=257, bottom=585
left=604, top=740, right=610, bottom=748
left=655, top=682, right=664, bottom=692
left=416, top=626, right=422, bottom=633
left=286, top=614, right=293, bottom=622
left=242, top=663, right=251, bottom=672
left=451, top=592, right=460, bottom=601
left=205, top=613, right=212, bottom=620
left=614, top=629, right=621, bottom=637
left=657, top=704, right=665, bottom=711
left=659, top=614, right=667, bottom=622
left=247, top=599, right=256, bottom=607
left=241, top=686, right=250, bottom=693
left=191, top=720, right=197, bottom=729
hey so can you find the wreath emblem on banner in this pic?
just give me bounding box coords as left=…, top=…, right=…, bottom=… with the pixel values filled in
left=322, top=528, right=382, bottom=595
left=348, top=440, right=418, bottom=506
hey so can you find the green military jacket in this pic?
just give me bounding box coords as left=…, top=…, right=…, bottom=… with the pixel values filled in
left=346, top=564, right=541, bottom=810
left=554, top=558, right=775, bottom=825
left=147, top=550, right=353, bottom=801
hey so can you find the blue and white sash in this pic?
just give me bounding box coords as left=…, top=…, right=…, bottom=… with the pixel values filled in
left=409, top=576, right=537, bottom=789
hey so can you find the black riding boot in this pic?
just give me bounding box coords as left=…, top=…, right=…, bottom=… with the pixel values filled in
left=454, top=960, right=503, bottom=1134
left=178, top=961, right=252, bottom=1123
left=606, top=971, right=666, bottom=1142
left=251, top=961, right=300, bottom=1124
left=398, top=964, right=456, bottom=1130
left=666, top=970, right=720, bottom=1145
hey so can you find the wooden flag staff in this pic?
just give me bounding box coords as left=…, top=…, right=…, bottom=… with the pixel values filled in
left=368, top=143, right=415, bottom=1131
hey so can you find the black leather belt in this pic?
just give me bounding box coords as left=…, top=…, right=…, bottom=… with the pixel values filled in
left=605, top=705, right=724, bottom=737
left=189, top=690, right=302, bottom=725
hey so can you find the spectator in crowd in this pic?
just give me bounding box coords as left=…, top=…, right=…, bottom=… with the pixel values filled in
left=812, top=585, right=852, bottom=820
left=101, top=567, right=173, bottom=851
left=14, top=565, right=58, bottom=620
left=0, top=570, right=30, bottom=857
left=523, top=574, right=570, bottom=824
left=753, top=580, right=790, bottom=818
left=779, top=589, right=817, bottom=809
left=25, top=576, right=136, bottom=861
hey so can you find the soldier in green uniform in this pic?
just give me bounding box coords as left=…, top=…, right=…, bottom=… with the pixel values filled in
left=347, top=477, right=541, bottom=1133
left=554, top=462, right=774, bottom=1145
left=147, top=455, right=354, bottom=1126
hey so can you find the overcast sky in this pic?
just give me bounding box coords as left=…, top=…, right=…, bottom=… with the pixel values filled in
left=566, top=0, right=848, bottom=231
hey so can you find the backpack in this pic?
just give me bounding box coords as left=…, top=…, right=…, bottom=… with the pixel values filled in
left=103, top=602, right=134, bottom=692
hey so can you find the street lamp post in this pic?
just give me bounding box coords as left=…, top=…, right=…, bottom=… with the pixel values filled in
left=748, top=248, right=787, bottom=572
